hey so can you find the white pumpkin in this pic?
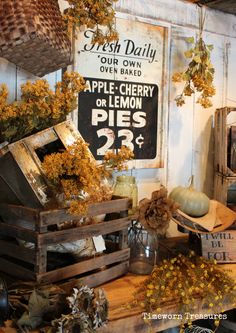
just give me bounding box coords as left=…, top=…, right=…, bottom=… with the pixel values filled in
left=169, top=177, right=210, bottom=217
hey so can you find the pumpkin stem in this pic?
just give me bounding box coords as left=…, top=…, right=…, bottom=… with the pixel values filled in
left=188, top=175, right=194, bottom=189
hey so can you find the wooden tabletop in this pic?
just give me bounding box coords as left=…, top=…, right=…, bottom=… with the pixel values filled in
left=1, top=264, right=236, bottom=333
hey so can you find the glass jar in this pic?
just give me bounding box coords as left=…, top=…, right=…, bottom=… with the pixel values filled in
left=128, top=221, right=158, bottom=275
left=113, top=175, right=138, bottom=215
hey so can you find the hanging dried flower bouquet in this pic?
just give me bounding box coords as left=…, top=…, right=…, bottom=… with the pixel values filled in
left=172, top=9, right=216, bottom=108
left=0, top=71, right=85, bottom=143
left=63, top=0, right=119, bottom=44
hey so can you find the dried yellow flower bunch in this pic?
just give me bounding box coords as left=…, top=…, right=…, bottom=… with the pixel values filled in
left=42, top=142, right=134, bottom=216
left=63, top=0, right=119, bottom=44
left=103, top=146, right=134, bottom=171
left=0, top=72, right=86, bottom=143
left=172, top=10, right=215, bottom=109
left=131, top=252, right=236, bottom=332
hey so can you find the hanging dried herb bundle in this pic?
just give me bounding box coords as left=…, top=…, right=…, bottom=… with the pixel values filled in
left=138, top=187, right=179, bottom=236
left=63, top=0, right=119, bottom=44
left=0, top=72, right=86, bottom=143
left=130, top=252, right=236, bottom=332
left=42, top=142, right=134, bottom=216
left=172, top=9, right=215, bottom=109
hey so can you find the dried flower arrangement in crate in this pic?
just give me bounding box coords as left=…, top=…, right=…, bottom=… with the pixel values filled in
left=42, top=142, right=134, bottom=216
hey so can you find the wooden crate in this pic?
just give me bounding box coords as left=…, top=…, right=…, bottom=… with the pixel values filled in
left=0, top=120, right=84, bottom=209
left=214, top=107, right=236, bottom=176
left=214, top=172, right=236, bottom=208
left=0, top=197, right=131, bottom=286
left=201, top=230, right=236, bottom=263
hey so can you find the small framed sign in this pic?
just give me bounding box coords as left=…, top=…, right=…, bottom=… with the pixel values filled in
left=201, top=231, right=236, bottom=263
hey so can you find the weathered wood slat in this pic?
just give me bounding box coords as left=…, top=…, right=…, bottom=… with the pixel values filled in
left=0, top=257, right=36, bottom=280
left=38, top=217, right=130, bottom=246
left=0, top=203, right=39, bottom=229
left=118, top=230, right=129, bottom=250
left=80, top=261, right=129, bottom=288
left=0, top=217, right=36, bottom=231
left=0, top=240, right=35, bottom=264
left=0, top=222, right=37, bottom=243
left=37, top=248, right=130, bottom=284
left=35, top=246, right=47, bottom=274
left=39, top=198, right=132, bottom=226
left=0, top=218, right=35, bottom=231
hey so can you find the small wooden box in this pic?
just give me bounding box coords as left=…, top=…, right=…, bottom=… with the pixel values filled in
left=201, top=230, right=236, bottom=263
left=0, top=197, right=131, bottom=286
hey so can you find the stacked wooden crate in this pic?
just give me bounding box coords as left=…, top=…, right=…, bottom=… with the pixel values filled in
left=0, top=198, right=132, bottom=286
left=0, top=121, right=132, bottom=286
left=214, top=107, right=236, bottom=210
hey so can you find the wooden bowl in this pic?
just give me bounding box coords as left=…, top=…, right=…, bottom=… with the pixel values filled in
left=171, top=200, right=236, bottom=234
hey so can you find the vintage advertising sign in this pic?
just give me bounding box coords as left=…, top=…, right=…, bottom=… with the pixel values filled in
left=201, top=231, right=236, bottom=263
left=75, top=17, right=167, bottom=168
